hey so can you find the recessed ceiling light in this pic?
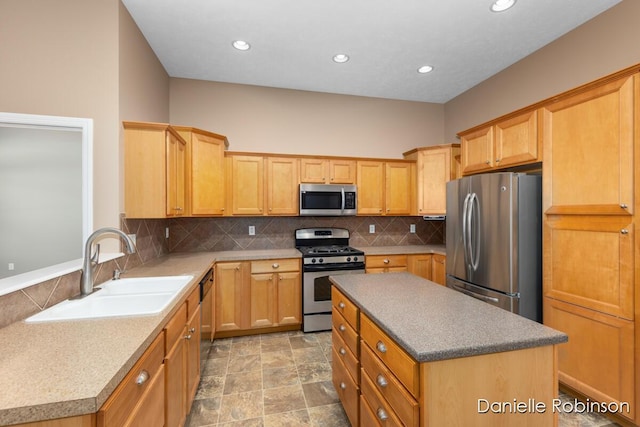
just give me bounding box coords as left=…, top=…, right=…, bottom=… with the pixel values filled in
left=491, top=0, right=516, bottom=12
left=232, top=40, right=251, bottom=51
left=333, top=54, right=350, bottom=63
left=417, top=65, right=434, bottom=74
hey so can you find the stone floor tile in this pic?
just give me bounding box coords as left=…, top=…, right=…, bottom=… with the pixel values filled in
left=263, top=384, right=307, bottom=415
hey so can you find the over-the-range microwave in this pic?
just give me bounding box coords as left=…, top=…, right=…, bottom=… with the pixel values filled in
left=299, top=183, right=357, bottom=216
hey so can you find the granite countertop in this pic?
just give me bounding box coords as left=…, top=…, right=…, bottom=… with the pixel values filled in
left=330, top=272, right=567, bottom=363
left=356, top=244, right=445, bottom=256
left=0, top=249, right=303, bottom=426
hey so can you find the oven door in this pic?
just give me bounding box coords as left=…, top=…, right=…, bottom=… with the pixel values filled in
left=303, top=266, right=364, bottom=315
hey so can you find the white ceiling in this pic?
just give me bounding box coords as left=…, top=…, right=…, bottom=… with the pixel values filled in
left=122, top=0, right=621, bottom=103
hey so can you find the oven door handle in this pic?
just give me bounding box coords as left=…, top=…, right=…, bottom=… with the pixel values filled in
left=341, top=187, right=346, bottom=214
left=303, top=263, right=366, bottom=273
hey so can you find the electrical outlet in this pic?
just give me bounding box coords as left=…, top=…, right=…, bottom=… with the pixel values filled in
left=127, top=233, right=137, bottom=246
left=410, top=224, right=416, bottom=233
left=8, top=263, right=14, bottom=271
left=249, top=225, right=256, bottom=236
left=369, top=224, right=375, bottom=234
left=165, top=227, right=170, bottom=239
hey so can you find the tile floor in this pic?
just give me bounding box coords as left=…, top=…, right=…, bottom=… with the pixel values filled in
left=187, top=330, right=622, bottom=427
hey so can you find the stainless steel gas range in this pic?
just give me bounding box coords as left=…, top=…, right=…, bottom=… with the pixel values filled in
left=295, top=228, right=365, bottom=332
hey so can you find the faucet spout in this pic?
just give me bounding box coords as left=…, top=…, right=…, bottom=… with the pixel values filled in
left=80, top=227, right=136, bottom=297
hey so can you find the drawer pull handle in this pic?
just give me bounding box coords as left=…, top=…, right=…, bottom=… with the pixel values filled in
left=621, top=203, right=628, bottom=209
left=376, top=408, right=389, bottom=421
left=383, top=258, right=390, bottom=264
left=339, top=347, right=346, bottom=356
left=376, top=341, right=387, bottom=353
left=340, top=382, right=347, bottom=390
left=338, top=302, right=346, bottom=309
left=185, top=334, right=192, bottom=340
left=339, top=324, right=346, bottom=332
left=621, top=229, right=629, bottom=234
left=272, top=263, right=279, bottom=269
left=376, top=374, right=388, bottom=387
left=189, top=327, right=196, bottom=333
left=135, top=370, right=149, bottom=386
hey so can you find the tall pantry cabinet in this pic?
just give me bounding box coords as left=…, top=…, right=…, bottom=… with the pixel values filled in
left=542, top=70, right=639, bottom=424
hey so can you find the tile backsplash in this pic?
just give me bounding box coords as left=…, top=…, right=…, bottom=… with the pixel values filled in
left=0, top=215, right=443, bottom=328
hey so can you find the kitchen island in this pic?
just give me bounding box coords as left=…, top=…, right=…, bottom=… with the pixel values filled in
left=329, top=272, right=568, bottom=426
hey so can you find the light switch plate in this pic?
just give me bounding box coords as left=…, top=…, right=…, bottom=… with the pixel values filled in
left=369, top=224, right=375, bottom=234
left=249, top=225, right=256, bottom=236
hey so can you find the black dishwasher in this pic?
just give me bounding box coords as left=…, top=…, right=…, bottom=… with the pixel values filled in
left=199, top=268, right=213, bottom=374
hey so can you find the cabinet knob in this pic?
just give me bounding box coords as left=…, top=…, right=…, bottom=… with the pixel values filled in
left=338, top=302, right=346, bottom=309
left=376, top=374, right=388, bottom=388
left=485, top=160, right=490, bottom=164
left=621, top=229, right=629, bottom=234
left=184, top=334, right=192, bottom=340
left=189, top=327, right=196, bottom=333
left=272, top=263, right=279, bottom=269
left=376, top=341, right=387, bottom=353
left=339, top=347, right=346, bottom=356
left=339, top=324, right=346, bottom=332
left=135, top=370, right=149, bottom=386
left=621, top=203, right=628, bottom=209
left=376, top=408, right=389, bottom=421
left=340, top=382, right=346, bottom=390
left=383, top=259, right=390, bottom=264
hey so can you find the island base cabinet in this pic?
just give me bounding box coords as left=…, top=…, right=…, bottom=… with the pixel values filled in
left=420, top=345, right=558, bottom=426
left=332, top=347, right=360, bottom=427
left=544, top=297, right=635, bottom=421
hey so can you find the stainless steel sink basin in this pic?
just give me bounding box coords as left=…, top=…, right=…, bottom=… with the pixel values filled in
left=25, top=275, right=194, bottom=323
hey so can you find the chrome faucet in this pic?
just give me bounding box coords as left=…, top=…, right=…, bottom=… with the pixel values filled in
left=80, top=227, right=136, bottom=297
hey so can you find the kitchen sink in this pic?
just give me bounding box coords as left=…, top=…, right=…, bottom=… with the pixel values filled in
left=25, top=275, right=193, bottom=323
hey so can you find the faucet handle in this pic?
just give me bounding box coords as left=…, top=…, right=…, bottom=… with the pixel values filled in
left=91, top=243, right=101, bottom=264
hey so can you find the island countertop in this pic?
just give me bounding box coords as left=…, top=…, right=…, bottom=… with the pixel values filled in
left=329, top=272, right=567, bottom=363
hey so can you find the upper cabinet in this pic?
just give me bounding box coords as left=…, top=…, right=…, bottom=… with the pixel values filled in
left=124, top=121, right=187, bottom=218
left=542, top=74, right=635, bottom=216
left=459, top=109, right=540, bottom=175
left=403, top=144, right=460, bottom=215
left=300, top=158, right=356, bottom=184
left=174, top=126, right=228, bottom=216
left=356, top=160, right=414, bottom=215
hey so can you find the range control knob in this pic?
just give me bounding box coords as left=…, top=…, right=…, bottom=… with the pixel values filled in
left=347, top=257, right=352, bottom=262
left=318, top=258, right=324, bottom=263
left=311, top=258, right=316, bottom=263
left=353, top=256, right=359, bottom=262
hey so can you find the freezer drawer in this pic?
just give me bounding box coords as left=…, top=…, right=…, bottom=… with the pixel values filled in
left=447, top=275, right=518, bottom=314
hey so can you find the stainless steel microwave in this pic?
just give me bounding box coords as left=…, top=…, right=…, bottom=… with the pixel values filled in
left=299, top=184, right=357, bottom=216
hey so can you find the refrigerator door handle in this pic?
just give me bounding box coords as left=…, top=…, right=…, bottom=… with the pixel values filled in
left=462, top=193, right=472, bottom=270
left=469, top=192, right=480, bottom=271
left=450, top=282, right=500, bottom=304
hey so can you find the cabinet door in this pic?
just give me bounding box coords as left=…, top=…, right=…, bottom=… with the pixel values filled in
left=165, top=328, right=187, bottom=427
left=544, top=216, right=633, bottom=320
left=300, top=158, right=327, bottom=183
left=542, top=74, right=635, bottom=215
left=277, top=271, right=301, bottom=325
left=329, top=159, right=356, bottom=184
left=460, top=126, right=493, bottom=175
left=417, top=147, right=456, bottom=215
left=431, top=254, right=446, bottom=285
left=215, top=262, right=246, bottom=332
left=186, top=304, right=201, bottom=411
left=495, top=110, right=539, bottom=168
left=266, top=156, right=299, bottom=215
left=408, top=254, right=432, bottom=280
left=230, top=155, right=264, bottom=215
left=544, top=297, right=635, bottom=420
left=166, top=130, right=186, bottom=216
left=385, top=162, right=413, bottom=215
left=249, top=273, right=277, bottom=328
left=189, top=132, right=226, bottom=216
left=357, top=161, right=385, bottom=215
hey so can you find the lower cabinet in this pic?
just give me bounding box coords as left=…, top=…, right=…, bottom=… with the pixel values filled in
left=368, top=253, right=447, bottom=286
left=97, top=332, right=166, bottom=427
left=430, top=254, right=446, bottom=286
left=365, top=255, right=408, bottom=274
left=214, top=259, right=302, bottom=338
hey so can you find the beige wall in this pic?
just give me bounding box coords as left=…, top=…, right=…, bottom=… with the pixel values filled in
left=444, top=0, right=640, bottom=141
left=169, top=79, right=445, bottom=158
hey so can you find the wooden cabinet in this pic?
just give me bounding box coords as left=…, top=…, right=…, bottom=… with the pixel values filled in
left=300, top=158, right=356, bottom=184
left=459, top=109, right=540, bottom=175
left=97, top=333, right=165, bottom=427
left=403, top=144, right=460, bottom=216
left=124, top=121, right=187, bottom=218
left=185, top=288, right=201, bottom=413
left=541, top=72, right=638, bottom=423
left=357, top=160, right=414, bottom=215
left=407, top=254, right=432, bottom=280
left=366, top=255, right=408, bottom=274
left=226, top=154, right=299, bottom=216
left=431, top=254, right=446, bottom=286
left=215, top=259, right=301, bottom=338
left=175, top=126, right=228, bottom=216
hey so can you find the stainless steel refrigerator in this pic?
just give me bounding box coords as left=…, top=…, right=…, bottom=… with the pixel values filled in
left=445, top=172, right=542, bottom=322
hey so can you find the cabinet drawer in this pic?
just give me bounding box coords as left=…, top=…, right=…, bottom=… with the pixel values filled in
left=97, top=333, right=165, bottom=427
left=360, top=314, right=419, bottom=397
left=366, top=255, right=408, bottom=269
left=331, top=287, right=358, bottom=330
left=332, top=326, right=359, bottom=383
left=186, top=286, right=200, bottom=318
left=251, top=258, right=299, bottom=274
left=361, top=368, right=404, bottom=427
left=332, top=308, right=358, bottom=356
left=332, top=347, right=359, bottom=427
left=361, top=342, right=419, bottom=427
left=165, top=303, right=187, bottom=351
